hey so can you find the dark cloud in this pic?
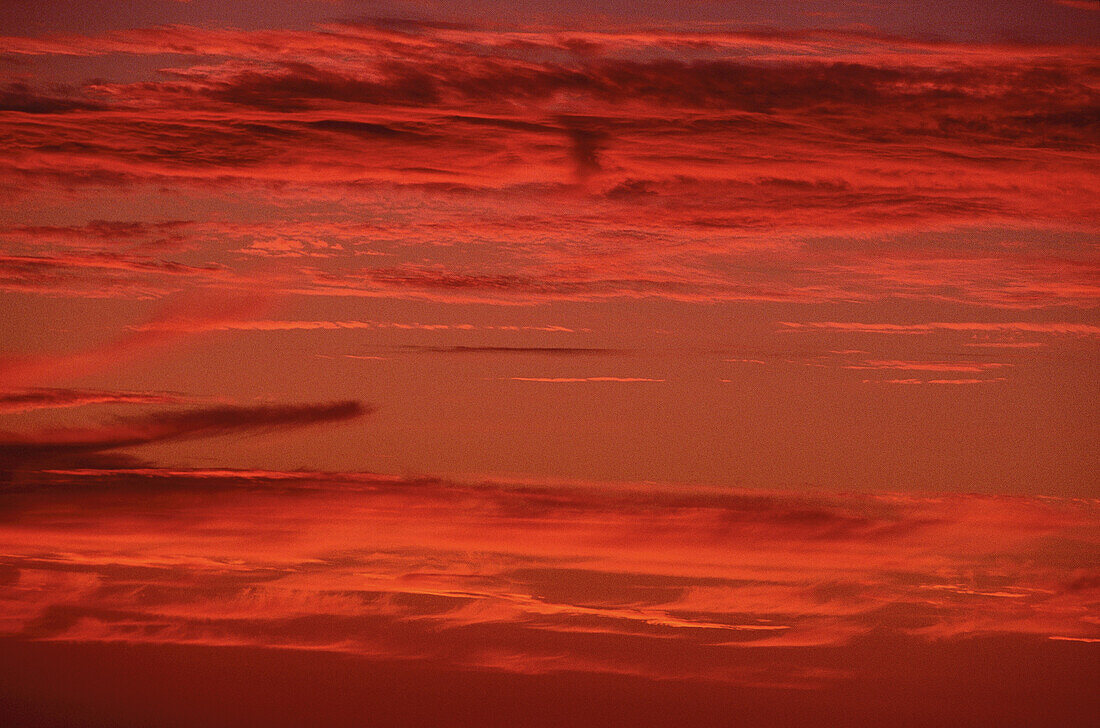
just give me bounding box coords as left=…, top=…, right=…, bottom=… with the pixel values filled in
left=5, top=220, right=193, bottom=244
left=202, top=62, right=440, bottom=111
left=559, top=119, right=608, bottom=182
left=0, top=400, right=369, bottom=469
left=0, top=83, right=103, bottom=114
left=146, top=55, right=1098, bottom=151
left=303, top=119, right=431, bottom=140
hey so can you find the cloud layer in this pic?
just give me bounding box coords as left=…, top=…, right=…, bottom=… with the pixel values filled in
left=1, top=11, right=1097, bottom=725
left=0, top=468, right=1095, bottom=687
left=0, top=22, right=1096, bottom=308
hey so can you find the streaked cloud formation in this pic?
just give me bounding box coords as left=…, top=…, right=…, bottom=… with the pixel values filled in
left=0, top=387, right=189, bottom=413
left=1, top=469, right=1096, bottom=683
left=779, top=321, right=1100, bottom=336
left=508, top=376, right=664, bottom=383
left=0, top=20, right=1096, bottom=308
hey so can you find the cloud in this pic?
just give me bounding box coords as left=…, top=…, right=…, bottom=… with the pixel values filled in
left=1053, top=0, right=1100, bottom=10
left=0, top=252, right=233, bottom=298
left=0, top=22, right=1095, bottom=310
left=130, top=319, right=580, bottom=333
left=0, top=290, right=273, bottom=387
left=506, top=377, right=664, bottom=382
left=0, top=400, right=368, bottom=468
left=559, top=118, right=607, bottom=183
left=0, top=387, right=189, bottom=413
left=963, top=341, right=1047, bottom=349
left=408, top=346, right=624, bottom=355
left=1, top=220, right=194, bottom=251
left=863, top=378, right=1009, bottom=385
left=843, top=360, right=1012, bottom=372
left=779, top=321, right=1100, bottom=336
left=0, top=14, right=1096, bottom=723
left=0, top=82, right=104, bottom=114
left=0, top=468, right=1095, bottom=686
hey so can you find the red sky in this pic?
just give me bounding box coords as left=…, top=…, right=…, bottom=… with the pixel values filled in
left=1, top=1, right=1097, bottom=725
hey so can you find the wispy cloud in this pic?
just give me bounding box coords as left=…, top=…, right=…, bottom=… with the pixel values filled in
left=863, top=378, right=1009, bottom=385
left=0, top=469, right=1095, bottom=684
left=0, top=387, right=190, bottom=413
left=1052, top=0, right=1100, bottom=11
left=843, top=360, right=1012, bottom=373
left=0, top=291, right=272, bottom=387
left=506, top=377, right=664, bottom=382
left=409, top=346, right=623, bottom=355
left=779, top=321, right=1100, bottom=336
left=131, top=319, right=581, bottom=333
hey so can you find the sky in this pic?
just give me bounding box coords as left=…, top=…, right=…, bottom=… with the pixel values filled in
left=0, top=1, right=1097, bottom=725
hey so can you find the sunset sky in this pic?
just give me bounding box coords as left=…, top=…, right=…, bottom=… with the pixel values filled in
left=1, top=1, right=1098, bottom=725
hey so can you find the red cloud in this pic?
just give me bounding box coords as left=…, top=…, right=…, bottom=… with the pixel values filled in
left=0, top=469, right=1095, bottom=687
left=0, top=23, right=1096, bottom=310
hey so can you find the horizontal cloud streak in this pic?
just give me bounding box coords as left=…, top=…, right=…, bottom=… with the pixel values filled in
left=130, top=319, right=580, bottom=333
left=0, top=290, right=274, bottom=388
left=0, top=387, right=189, bottom=413
left=779, top=321, right=1100, bottom=335
left=507, top=377, right=664, bottom=382
left=0, top=401, right=368, bottom=468
left=843, top=360, right=1012, bottom=372
left=406, top=346, right=623, bottom=356
left=864, top=378, right=1009, bottom=385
